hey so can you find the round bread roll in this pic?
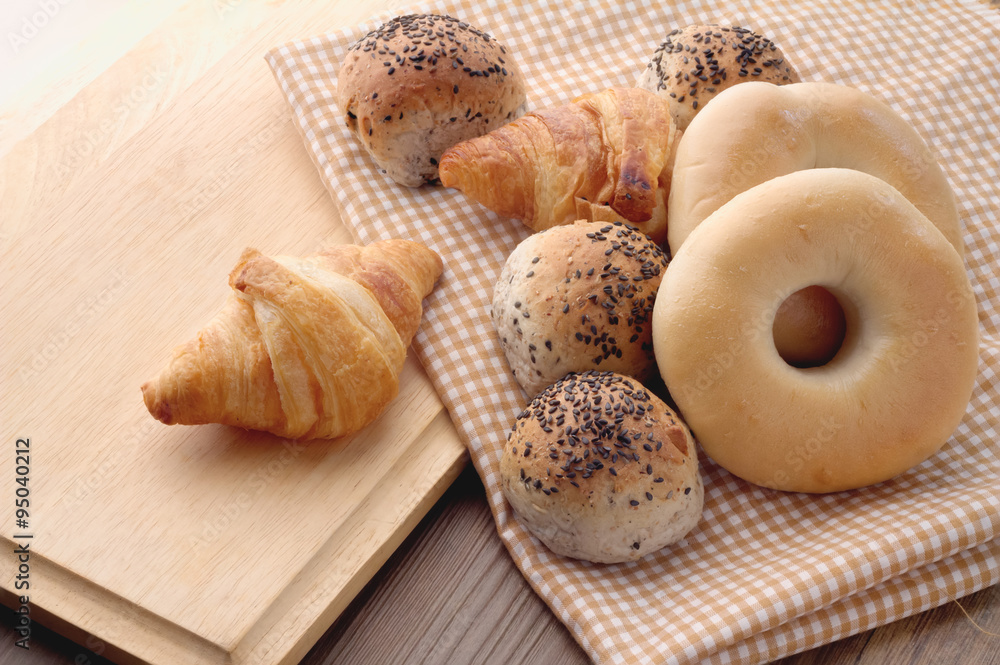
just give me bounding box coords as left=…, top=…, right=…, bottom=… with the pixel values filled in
left=653, top=169, right=979, bottom=493
left=636, top=24, right=798, bottom=131
left=337, top=14, right=527, bottom=187
left=492, top=221, right=669, bottom=397
left=500, top=371, right=704, bottom=563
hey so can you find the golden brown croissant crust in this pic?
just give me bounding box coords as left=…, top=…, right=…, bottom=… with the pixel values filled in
left=141, top=239, right=443, bottom=440
left=438, top=87, right=678, bottom=245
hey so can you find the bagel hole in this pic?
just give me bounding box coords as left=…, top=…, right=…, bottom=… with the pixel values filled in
left=773, top=286, right=847, bottom=368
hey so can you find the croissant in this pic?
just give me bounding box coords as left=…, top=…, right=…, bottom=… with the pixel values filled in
left=438, top=87, right=678, bottom=245
left=141, top=239, right=443, bottom=440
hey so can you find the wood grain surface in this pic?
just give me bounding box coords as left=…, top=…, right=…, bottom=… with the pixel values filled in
left=2, top=1, right=997, bottom=664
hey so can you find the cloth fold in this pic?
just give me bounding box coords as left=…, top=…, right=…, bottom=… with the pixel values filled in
left=266, top=1, right=1000, bottom=662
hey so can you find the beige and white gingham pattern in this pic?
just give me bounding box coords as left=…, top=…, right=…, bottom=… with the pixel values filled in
left=266, top=2, right=1000, bottom=663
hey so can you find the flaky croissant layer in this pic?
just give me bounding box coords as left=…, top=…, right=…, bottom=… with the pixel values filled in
left=438, top=87, right=679, bottom=245
left=142, top=239, right=443, bottom=440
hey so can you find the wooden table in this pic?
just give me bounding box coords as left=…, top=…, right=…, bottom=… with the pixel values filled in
left=1, top=1, right=996, bottom=663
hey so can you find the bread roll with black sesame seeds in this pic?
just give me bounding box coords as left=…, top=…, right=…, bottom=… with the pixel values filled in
left=337, top=14, right=527, bottom=187
left=636, top=24, right=798, bottom=131
left=501, top=371, right=703, bottom=563
left=492, top=221, right=669, bottom=397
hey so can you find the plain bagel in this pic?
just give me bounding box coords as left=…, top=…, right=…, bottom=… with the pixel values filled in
left=653, top=169, right=978, bottom=493
left=667, top=81, right=962, bottom=255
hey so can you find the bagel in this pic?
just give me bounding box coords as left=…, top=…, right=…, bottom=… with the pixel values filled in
left=667, top=81, right=962, bottom=255
left=653, top=169, right=978, bottom=493
left=667, top=81, right=963, bottom=367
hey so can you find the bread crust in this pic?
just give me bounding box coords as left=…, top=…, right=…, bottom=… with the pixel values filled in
left=492, top=221, right=669, bottom=397
left=667, top=81, right=962, bottom=255
left=500, top=371, right=703, bottom=563
left=141, top=240, right=443, bottom=439
left=653, top=169, right=979, bottom=493
left=666, top=81, right=964, bottom=367
left=337, top=14, right=526, bottom=186
left=636, top=24, right=798, bottom=131
left=439, top=88, right=677, bottom=244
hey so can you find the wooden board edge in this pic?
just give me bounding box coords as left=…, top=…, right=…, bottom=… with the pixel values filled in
left=0, top=408, right=468, bottom=665
left=234, top=409, right=468, bottom=665
left=0, top=553, right=230, bottom=665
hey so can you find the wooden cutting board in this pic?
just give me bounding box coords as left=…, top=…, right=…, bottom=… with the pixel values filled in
left=0, top=1, right=468, bottom=664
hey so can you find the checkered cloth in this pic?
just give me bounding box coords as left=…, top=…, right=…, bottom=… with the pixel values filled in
left=266, top=2, right=1000, bottom=662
